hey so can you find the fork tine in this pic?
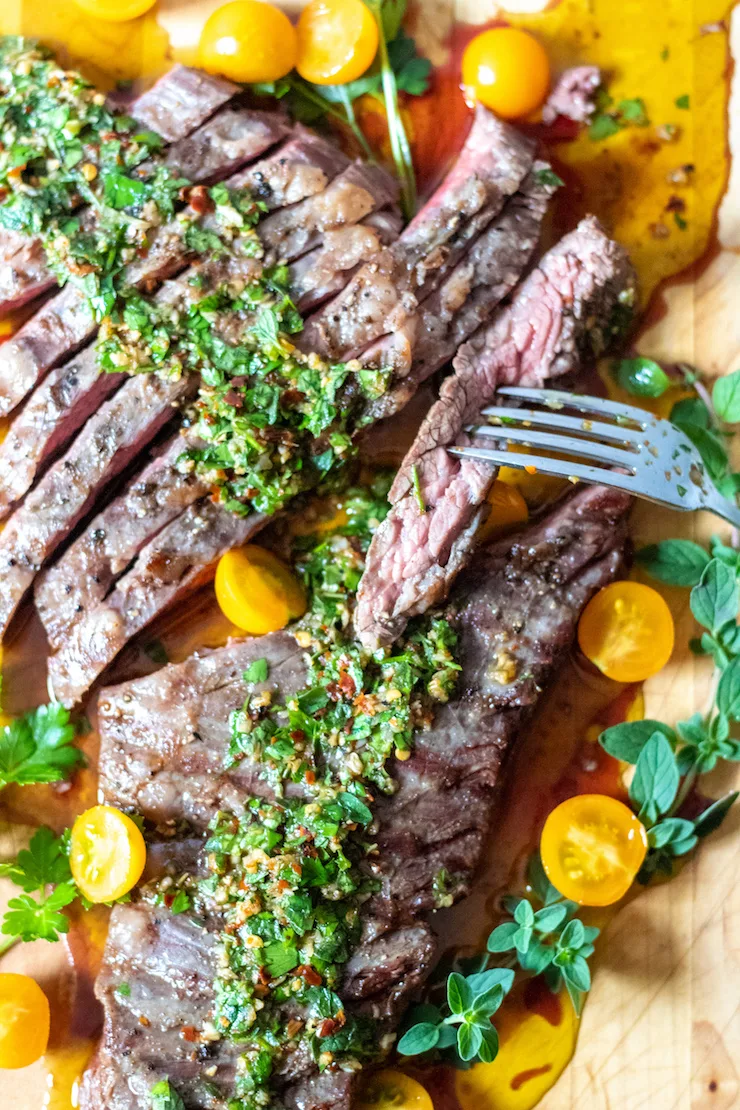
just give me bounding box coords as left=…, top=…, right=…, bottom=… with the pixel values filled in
left=447, top=445, right=676, bottom=504
left=497, top=386, right=653, bottom=428
left=448, top=445, right=643, bottom=493
left=476, top=405, right=646, bottom=450
left=467, top=425, right=640, bottom=469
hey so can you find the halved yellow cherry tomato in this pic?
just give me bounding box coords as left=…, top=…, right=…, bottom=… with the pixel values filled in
left=577, top=580, right=674, bottom=683
left=356, top=1069, right=433, bottom=1110
left=199, top=1, right=298, bottom=84
left=541, top=794, right=648, bottom=906
left=0, top=974, right=50, bottom=1070
left=71, top=0, right=157, bottom=21
left=478, top=480, right=529, bottom=544
left=215, top=544, right=306, bottom=635
left=69, top=805, right=146, bottom=904
left=296, top=0, right=379, bottom=85
left=461, top=27, right=550, bottom=120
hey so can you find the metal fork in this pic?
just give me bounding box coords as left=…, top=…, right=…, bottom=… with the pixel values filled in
left=448, top=386, right=740, bottom=528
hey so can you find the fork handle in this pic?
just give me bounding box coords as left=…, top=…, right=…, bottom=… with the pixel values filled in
left=701, top=483, right=740, bottom=530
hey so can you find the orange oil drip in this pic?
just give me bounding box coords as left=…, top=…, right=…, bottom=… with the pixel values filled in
left=510, top=1065, right=553, bottom=1093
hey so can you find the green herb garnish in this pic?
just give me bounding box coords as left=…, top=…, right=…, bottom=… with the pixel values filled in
left=0, top=703, right=83, bottom=789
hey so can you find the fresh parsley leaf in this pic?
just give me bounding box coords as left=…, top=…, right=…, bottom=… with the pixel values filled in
left=675, top=94, right=690, bottom=109
left=151, top=1080, right=186, bottom=1110
left=534, top=167, right=565, bottom=189
left=589, top=113, right=622, bottom=141
left=0, top=704, right=83, bottom=790
left=337, top=792, right=372, bottom=826
left=387, top=30, right=431, bottom=96
left=615, top=356, right=670, bottom=398
left=635, top=539, right=710, bottom=586
left=674, top=212, right=688, bottom=231
left=169, top=890, right=191, bottom=915
left=629, top=731, right=679, bottom=825
left=103, top=173, right=148, bottom=210
left=0, top=826, right=72, bottom=891
left=244, top=658, right=269, bottom=684
left=617, top=97, right=649, bottom=125
left=3, top=883, right=77, bottom=943
left=251, top=306, right=281, bottom=349
left=713, top=369, right=740, bottom=423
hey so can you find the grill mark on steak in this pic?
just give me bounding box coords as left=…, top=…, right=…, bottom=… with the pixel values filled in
left=298, top=107, right=536, bottom=361
left=354, top=216, right=638, bottom=651
left=0, top=65, right=239, bottom=316
left=0, top=107, right=290, bottom=418
left=0, top=133, right=352, bottom=518
left=82, top=484, right=630, bottom=1110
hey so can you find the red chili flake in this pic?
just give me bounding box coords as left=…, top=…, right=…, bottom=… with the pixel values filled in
left=224, top=390, right=244, bottom=409
left=305, top=769, right=316, bottom=785
left=297, top=965, right=322, bottom=986
left=188, top=185, right=215, bottom=215
left=163, top=891, right=176, bottom=909
left=290, top=729, right=306, bottom=743
left=180, top=1025, right=199, bottom=1042
left=317, top=1012, right=345, bottom=1038
left=338, top=671, right=356, bottom=697
left=276, top=879, right=291, bottom=892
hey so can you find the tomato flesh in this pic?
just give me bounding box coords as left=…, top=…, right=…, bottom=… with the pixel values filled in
left=541, top=794, right=648, bottom=906
left=461, top=28, right=551, bottom=120
left=200, top=1, right=298, bottom=83
left=356, top=1069, right=433, bottom=1110
left=215, top=545, right=306, bottom=636
left=577, top=580, right=674, bottom=683
left=69, top=805, right=147, bottom=904
left=0, top=974, right=50, bottom=1069
left=297, top=0, right=379, bottom=85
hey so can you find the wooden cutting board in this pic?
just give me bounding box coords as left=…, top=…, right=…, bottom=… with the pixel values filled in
left=0, top=1, right=738, bottom=1108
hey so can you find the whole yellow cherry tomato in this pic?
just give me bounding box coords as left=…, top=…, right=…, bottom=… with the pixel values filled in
left=541, top=794, right=648, bottom=906
left=296, top=0, right=379, bottom=86
left=200, top=1, right=298, bottom=84
left=478, top=480, right=529, bottom=544
left=462, top=27, right=550, bottom=120
left=577, top=580, right=674, bottom=683
left=0, top=974, right=50, bottom=1070
left=70, top=0, right=157, bottom=21
left=69, top=805, right=146, bottom=904
left=215, top=544, right=306, bottom=635
left=356, top=1069, right=433, bottom=1110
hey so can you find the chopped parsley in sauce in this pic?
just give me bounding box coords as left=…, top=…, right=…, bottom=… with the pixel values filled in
left=0, top=36, right=393, bottom=519
left=176, top=481, right=461, bottom=1108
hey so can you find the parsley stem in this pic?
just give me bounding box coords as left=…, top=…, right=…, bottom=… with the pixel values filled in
left=291, top=79, right=374, bottom=162
left=0, top=935, right=19, bottom=957
left=336, top=85, right=375, bottom=162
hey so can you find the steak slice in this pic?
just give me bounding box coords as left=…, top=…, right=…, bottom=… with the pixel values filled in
left=0, top=107, right=289, bottom=418
left=0, top=373, right=196, bottom=639
left=354, top=216, right=638, bottom=651
left=34, top=434, right=208, bottom=652
left=542, top=65, right=601, bottom=124
left=47, top=499, right=267, bottom=706
left=298, top=106, right=535, bottom=361
left=0, top=65, right=239, bottom=315
left=83, top=484, right=630, bottom=1110
left=0, top=133, right=351, bottom=518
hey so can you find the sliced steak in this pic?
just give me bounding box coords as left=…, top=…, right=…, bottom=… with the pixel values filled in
left=354, top=216, right=637, bottom=650
left=0, top=373, right=195, bottom=639
left=0, top=65, right=239, bottom=315
left=542, top=65, right=601, bottom=124
left=125, top=65, right=238, bottom=142
left=35, top=434, right=208, bottom=652
left=299, top=106, right=535, bottom=360
left=47, top=499, right=267, bottom=706
left=38, top=157, right=550, bottom=702
left=0, top=107, right=289, bottom=418
left=84, top=484, right=629, bottom=1110
left=0, top=132, right=350, bottom=517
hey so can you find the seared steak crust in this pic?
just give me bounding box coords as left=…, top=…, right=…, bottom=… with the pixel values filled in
left=83, top=484, right=630, bottom=1110
left=354, top=217, right=637, bottom=650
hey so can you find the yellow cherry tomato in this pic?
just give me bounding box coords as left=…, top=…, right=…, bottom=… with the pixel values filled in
left=69, top=805, right=146, bottom=904
left=199, top=1, right=298, bottom=84
left=296, top=0, right=379, bottom=85
left=215, top=544, right=306, bottom=635
left=356, top=1069, right=433, bottom=1110
left=70, top=0, right=157, bottom=21
left=462, top=27, right=550, bottom=120
left=577, top=580, right=674, bottom=683
left=0, top=974, right=50, bottom=1070
left=478, top=480, right=529, bottom=544
left=541, top=794, right=648, bottom=906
